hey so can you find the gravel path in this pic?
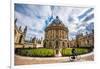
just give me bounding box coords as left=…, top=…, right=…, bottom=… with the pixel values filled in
left=15, top=52, right=94, bottom=65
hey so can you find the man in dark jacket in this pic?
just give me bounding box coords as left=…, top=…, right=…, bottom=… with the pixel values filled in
left=71, top=48, right=77, bottom=60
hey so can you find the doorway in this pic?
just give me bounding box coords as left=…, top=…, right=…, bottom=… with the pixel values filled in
left=56, top=49, right=59, bottom=54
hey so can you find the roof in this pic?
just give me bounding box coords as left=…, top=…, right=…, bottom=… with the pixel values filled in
left=45, top=16, right=68, bottom=32
left=49, top=16, right=65, bottom=27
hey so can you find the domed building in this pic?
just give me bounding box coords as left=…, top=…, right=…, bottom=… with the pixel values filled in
left=43, top=16, right=69, bottom=55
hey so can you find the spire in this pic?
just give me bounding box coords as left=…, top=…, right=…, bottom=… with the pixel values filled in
left=19, top=26, right=22, bottom=31
left=86, top=31, right=88, bottom=35
left=92, top=29, right=94, bottom=34
left=15, top=18, right=17, bottom=24
left=24, top=26, right=27, bottom=34
left=14, top=18, right=17, bottom=28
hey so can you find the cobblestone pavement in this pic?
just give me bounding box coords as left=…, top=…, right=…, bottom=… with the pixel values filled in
left=15, top=52, right=94, bottom=65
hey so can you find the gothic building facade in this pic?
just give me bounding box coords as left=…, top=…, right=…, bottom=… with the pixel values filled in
left=14, top=19, right=27, bottom=45
left=76, top=32, right=94, bottom=48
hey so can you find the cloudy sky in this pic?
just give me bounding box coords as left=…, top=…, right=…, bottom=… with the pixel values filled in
left=15, top=4, right=94, bottom=40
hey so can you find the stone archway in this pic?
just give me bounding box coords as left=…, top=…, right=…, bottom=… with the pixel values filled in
left=56, top=49, right=59, bottom=55
left=55, top=49, right=61, bottom=57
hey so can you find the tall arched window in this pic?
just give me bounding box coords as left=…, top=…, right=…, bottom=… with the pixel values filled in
left=63, top=42, right=65, bottom=47
left=56, top=41, right=58, bottom=48
left=19, top=35, right=23, bottom=44
left=67, top=43, right=69, bottom=48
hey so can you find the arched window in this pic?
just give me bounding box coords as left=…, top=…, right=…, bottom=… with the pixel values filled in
left=19, top=35, right=23, bottom=44
left=55, top=41, right=58, bottom=48
left=67, top=43, right=69, bottom=48
left=63, top=42, right=65, bottom=47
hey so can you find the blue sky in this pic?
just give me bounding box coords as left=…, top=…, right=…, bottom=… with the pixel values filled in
left=15, top=4, right=94, bottom=40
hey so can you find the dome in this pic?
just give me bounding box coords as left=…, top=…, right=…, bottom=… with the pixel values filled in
left=45, top=16, right=68, bottom=32
left=49, top=16, right=65, bottom=27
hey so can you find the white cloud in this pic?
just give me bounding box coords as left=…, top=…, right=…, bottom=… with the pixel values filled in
left=15, top=4, right=90, bottom=40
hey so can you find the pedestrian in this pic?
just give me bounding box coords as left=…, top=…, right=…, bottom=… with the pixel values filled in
left=71, top=48, right=77, bottom=60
